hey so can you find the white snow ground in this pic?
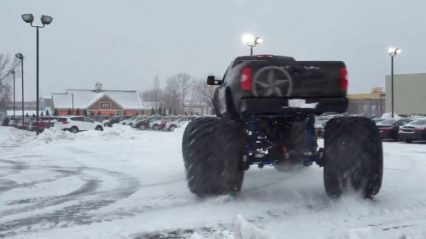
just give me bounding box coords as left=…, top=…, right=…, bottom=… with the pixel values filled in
left=0, top=125, right=426, bottom=239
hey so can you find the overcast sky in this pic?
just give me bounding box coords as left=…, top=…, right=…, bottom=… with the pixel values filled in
left=1, top=0, right=426, bottom=100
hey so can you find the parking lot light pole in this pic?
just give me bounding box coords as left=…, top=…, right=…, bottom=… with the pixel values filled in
left=242, top=34, right=263, bottom=56
left=71, top=93, right=74, bottom=113
left=10, top=70, right=16, bottom=119
left=388, top=47, right=401, bottom=118
left=15, top=53, right=24, bottom=128
left=21, top=14, right=53, bottom=134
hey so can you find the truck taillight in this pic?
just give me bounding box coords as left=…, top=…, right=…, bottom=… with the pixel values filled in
left=340, top=67, right=348, bottom=92
left=241, top=66, right=253, bottom=91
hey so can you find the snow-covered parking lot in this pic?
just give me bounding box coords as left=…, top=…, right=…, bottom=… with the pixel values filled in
left=1, top=125, right=426, bottom=239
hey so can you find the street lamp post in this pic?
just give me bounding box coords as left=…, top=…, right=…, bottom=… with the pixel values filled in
left=242, top=34, right=263, bottom=56
left=15, top=53, right=24, bottom=128
left=10, top=70, right=16, bottom=119
left=21, top=14, right=53, bottom=134
left=71, top=93, right=74, bottom=113
left=388, top=47, right=401, bottom=118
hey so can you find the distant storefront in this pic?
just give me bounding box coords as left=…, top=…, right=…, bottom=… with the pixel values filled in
left=52, top=82, right=149, bottom=116
left=347, top=87, right=385, bottom=116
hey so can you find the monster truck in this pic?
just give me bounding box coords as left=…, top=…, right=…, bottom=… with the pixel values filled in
left=182, top=55, right=383, bottom=198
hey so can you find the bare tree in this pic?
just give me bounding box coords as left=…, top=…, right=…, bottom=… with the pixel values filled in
left=191, top=78, right=217, bottom=110
left=0, top=54, right=18, bottom=112
left=141, top=76, right=163, bottom=110
left=163, top=76, right=180, bottom=113
left=176, top=73, right=191, bottom=114
left=152, top=76, right=162, bottom=108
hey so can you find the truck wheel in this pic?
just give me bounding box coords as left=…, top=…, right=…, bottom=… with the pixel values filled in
left=323, top=117, right=383, bottom=198
left=182, top=117, right=245, bottom=197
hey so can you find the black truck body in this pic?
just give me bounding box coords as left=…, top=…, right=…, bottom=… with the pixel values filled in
left=183, top=54, right=383, bottom=199
left=209, top=55, right=348, bottom=117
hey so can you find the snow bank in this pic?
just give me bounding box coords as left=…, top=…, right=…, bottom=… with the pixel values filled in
left=0, top=126, right=34, bottom=146
left=0, top=126, right=16, bottom=145
left=35, top=127, right=77, bottom=143
left=31, top=125, right=143, bottom=144
left=30, top=124, right=184, bottom=145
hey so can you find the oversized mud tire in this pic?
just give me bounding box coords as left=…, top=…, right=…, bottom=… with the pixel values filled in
left=323, top=117, right=383, bottom=198
left=182, top=117, right=245, bottom=197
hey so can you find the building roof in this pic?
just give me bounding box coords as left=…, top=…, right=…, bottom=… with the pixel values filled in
left=52, top=89, right=146, bottom=110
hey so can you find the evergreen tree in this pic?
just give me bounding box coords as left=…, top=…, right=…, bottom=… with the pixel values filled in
left=76, top=108, right=80, bottom=115
left=46, top=109, right=50, bottom=116
left=83, top=109, right=88, bottom=116
left=68, top=108, right=72, bottom=115
left=53, top=109, right=58, bottom=116
left=41, top=111, right=44, bottom=116
left=151, top=108, right=155, bottom=115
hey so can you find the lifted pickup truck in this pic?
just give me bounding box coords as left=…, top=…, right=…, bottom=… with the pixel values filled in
left=182, top=55, right=383, bottom=199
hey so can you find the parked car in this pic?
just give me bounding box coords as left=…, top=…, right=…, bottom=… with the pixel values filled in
left=124, top=116, right=147, bottom=127
left=376, top=118, right=412, bottom=141
left=121, top=116, right=136, bottom=125
left=149, top=116, right=179, bottom=130
left=398, top=119, right=426, bottom=143
left=29, top=117, right=57, bottom=132
left=91, top=115, right=110, bottom=123
left=135, top=116, right=162, bottom=130
left=102, top=116, right=122, bottom=127
left=165, top=117, right=194, bottom=131
left=53, top=116, right=103, bottom=133
left=372, top=117, right=385, bottom=124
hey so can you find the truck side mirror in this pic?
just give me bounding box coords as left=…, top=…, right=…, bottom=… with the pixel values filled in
left=207, top=75, right=223, bottom=85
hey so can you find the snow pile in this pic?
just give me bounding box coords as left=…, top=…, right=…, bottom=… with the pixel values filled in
left=30, top=124, right=180, bottom=144
left=35, top=127, right=77, bottom=143
left=32, top=125, right=140, bottom=144
left=0, top=126, right=34, bottom=146
left=234, top=215, right=269, bottom=239
left=0, top=126, right=17, bottom=145
left=77, top=124, right=141, bottom=141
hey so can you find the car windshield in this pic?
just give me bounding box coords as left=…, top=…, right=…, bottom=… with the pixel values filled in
left=409, top=119, right=426, bottom=125
left=377, top=119, right=396, bottom=125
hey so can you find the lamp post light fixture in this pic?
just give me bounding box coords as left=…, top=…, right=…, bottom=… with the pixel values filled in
left=21, top=13, right=53, bottom=134
left=242, top=34, right=263, bottom=56
left=15, top=53, right=24, bottom=128
left=388, top=47, right=401, bottom=118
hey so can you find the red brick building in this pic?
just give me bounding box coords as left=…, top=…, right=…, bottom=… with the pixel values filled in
left=52, top=83, right=148, bottom=116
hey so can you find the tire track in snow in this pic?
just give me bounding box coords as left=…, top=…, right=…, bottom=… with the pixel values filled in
left=0, top=150, right=141, bottom=238
left=0, top=166, right=140, bottom=238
